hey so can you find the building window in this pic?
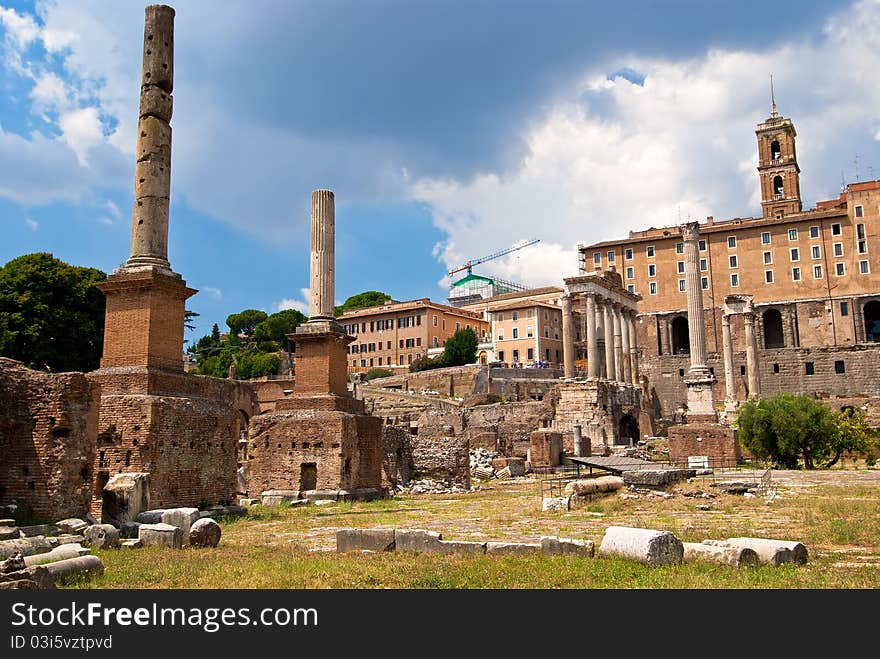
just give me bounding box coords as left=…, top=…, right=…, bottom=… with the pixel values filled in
left=855, top=205, right=864, bottom=218
left=701, top=277, right=708, bottom=290
left=627, top=284, right=636, bottom=293
left=761, top=232, right=771, bottom=244
left=727, top=236, right=737, bottom=248
left=834, top=360, right=846, bottom=374
left=809, top=226, right=819, bottom=239
left=511, top=311, right=518, bottom=321
left=841, top=301, right=849, bottom=316
left=729, top=255, right=738, bottom=268
left=740, top=365, right=746, bottom=375
left=678, top=279, right=686, bottom=292
left=607, top=250, right=615, bottom=262
left=765, top=270, right=774, bottom=283
left=860, top=260, right=870, bottom=274
left=497, top=331, right=504, bottom=341
left=649, top=282, right=657, bottom=295
left=625, top=248, right=633, bottom=260
left=832, top=223, right=842, bottom=236
left=858, top=240, right=868, bottom=254
left=699, top=239, right=706, bottom=251
left=526, top=326, right=533, bottom=338
left=675, top=242, right=684, bottom=254
left=805, top=362, right=814, bottom=375
left=730, top=273, right=739, bottom=287
left=544, top=328, right=549, bottom=338
left=811, top=245, right=821, bottom=259
left=857, top=223, right=866, bottom=240
left=512, top=328, right=519, bottom=339
left=790, top=248, right=800, bottom=262
left=773, top=363, right=780, bottom=373
left=813, top=265, right=823, bottom=279
left=677, top=261, right=685, bottom=274
left=763, top=251, right=773, bottom=265
left=626, top=266, right=635, bottom=279
left=646, top=245, right=655, bottom=257
left=792, top=267, right=801, bottom=281
left=527, top=348, right=534, bottom=360
left=442, top=319, right=446, bottom=330
left=512, top=349, right=519, bottom=363
left=594, top=252, right=601, bottom=265
left=836, top=262, right=846, bottom=276
left=497, top=350, right=504, bottom=362
left=699, top=258, right=708, bottom=272
left=648, top=264, right=657, bottom=277
left=788, top=228, right=798, bottom=241
left=833, top=243, right=843, bottom=257
left=433, top=336, right=439, bottom=347
left=496, top=312, right=504, bottom=322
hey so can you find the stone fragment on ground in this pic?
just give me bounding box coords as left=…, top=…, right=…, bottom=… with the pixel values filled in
left=598, top=526, right=683, bottom=566
left=138, top=523, right=183, bottom=549
left=83, top=524, right=120, bottom=550
left=540, top=536, right=595, bottom=557
left=683, top=542, right=758, bottom=567
left=336, top=528, right=395, bottom=553
left=189, top=518, right=222, bottom=548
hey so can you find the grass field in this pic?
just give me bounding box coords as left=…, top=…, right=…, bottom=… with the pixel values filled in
left=67, top=468, right=880, bottom=589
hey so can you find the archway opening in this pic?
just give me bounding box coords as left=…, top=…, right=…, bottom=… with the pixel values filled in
left=773, top=175, right=784, bottom=196
left=671, top=316, right=690, bottom=355
left=763, top=308, right=785, bottom=348
left=618, top=414, right=640, bottom=446
left=865, top=301, right=880, bottom=342
left=770, top=139, right=781, bottom=160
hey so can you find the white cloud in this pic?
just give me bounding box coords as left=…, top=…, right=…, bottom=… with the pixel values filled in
left=29, top=71, right=70, bottom=114
left=413, top=0, right=880, bottom=288
left=276, top=288, right=311, bottom=315
left=104, top=199, right=122, bottom=220
left=57, top=107, right=104, bottom=165
left=0, top=7, right=39, bottom=50
left=25, top=217, right=38, bottom=231
left=201, top=287, right=223, bottom=300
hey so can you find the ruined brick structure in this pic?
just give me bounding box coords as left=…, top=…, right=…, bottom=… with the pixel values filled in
left=0, top=359, right=99, bottom=520
left=668, top=424, right=743, bottom=466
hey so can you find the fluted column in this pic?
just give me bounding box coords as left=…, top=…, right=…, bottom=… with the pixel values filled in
left=722, top=312, right=735, bottom=406
left=744, top=311, right=761, bottom=399
left=309, top=190, right=336, bottom=321
left=612, top=303, right=624, bottom=382
left=603, top=299, right=615, bottom=381
left=681, top=222, right=710, bottom=374
left=586, top=294, right=599, bottom=378
left=561, top=294, right=575, bottom=378
left=127, top=4, right=175, bottom=271
left=628, top=312, right=640, bottom=385
left=620, top=307, right=632, bottom=385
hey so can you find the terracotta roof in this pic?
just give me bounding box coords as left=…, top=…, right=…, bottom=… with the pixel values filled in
left=460, top=286, right=562, bottom=306
left=486, top=300, right=561, bottom=313
left=338, top=298, right=484, bottom=320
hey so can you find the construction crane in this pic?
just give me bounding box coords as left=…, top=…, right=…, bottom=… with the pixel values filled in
left=447, top=238, right=541, bottom=278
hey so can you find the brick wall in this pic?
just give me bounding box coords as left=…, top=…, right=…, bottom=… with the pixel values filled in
left=381, top=426, right=413, bottom=487
left=553, top=381, right=648, bottom=448
left=668, top=423, right=740, bottom=466
left=0, top=358, right=99, bottom=521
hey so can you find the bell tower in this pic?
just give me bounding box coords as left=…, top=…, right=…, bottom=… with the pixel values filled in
left=756, top=79, right=802, bottom=218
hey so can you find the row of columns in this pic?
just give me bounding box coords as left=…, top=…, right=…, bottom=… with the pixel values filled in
left=562, top=294, right=639, bottom=386
left=721, top=310, right=761, bottom=406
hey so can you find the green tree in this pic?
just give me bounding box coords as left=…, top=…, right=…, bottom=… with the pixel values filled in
left=363, top=367, right=393, bottom=381
left=736, top=393, right=848, bottom=469
left=225, top=309, right=268, bottom=337
left=184, top=309, right=199, bottom=332
left=210, top=323, right=221, bottom=342
left=0, top=253, right=106, bottom=372
left=253, top=309, right=307, bottom=351
left=826, top=407, right=877, bottom=468
left=334, top=291, right=391, bottom=316
left=441, top=327, right=478, bottom=367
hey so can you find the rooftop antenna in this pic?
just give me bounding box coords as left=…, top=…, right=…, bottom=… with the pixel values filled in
left=840, top=171, right=846, bottom=193
left=769, top=74, right=778, bottom=118
left=854, top=154, right=860, bottom=182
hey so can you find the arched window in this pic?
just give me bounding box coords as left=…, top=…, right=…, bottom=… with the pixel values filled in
left=770, top=139, right=781, bottom=160
left=671, top=316, right=690, bottom=355
left=763, top=308, right=785, bottom=348
left=773, top=175, right=784, bottom=196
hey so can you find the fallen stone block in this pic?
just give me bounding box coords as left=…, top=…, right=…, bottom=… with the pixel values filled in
left=136, top=509, right=167, bottom=524
left=261, top=490, right=302, bottom=506
left=18, top=524, right=59, bottom=538
left=55, top=519, right=88, bottom=535
left=43, top=555, right=104, bottom=582
left=314, top=500, right=335, bottom=507
left=189, top=518, right=222, bottom=548
left=541, top=536, right=595, bottom=557
left=303, top=489, right=344, bottom=502
left=102, top=472, right=150, bottom=526
left=161, top=508, right=200, bottom=546
left=121, top=539, right=143, bottom=549
left=473, top=466, right=494, bottom=480
left=565, top=476, right=625, bottom=496
left=24, top=544, right=90, bottom=567
left=683, top=542, right=759, bottom=567
left=723, top=537, right=807, bottom=565
left=138, top=523, right=183, bottom=549
left=495, top=466, right=512, bottom=480
left=238, top=498, right=258, bottom=507
left=703, top=538, right=800, bottom=565
left=542, top=496, right=570, bottom=512
left=0, top=527, right=20, bottom=541
left=486, top=542, right=542, bottom=556
left=83, top=524, right=120, bottom=550
left=0, top=519, right=15, bottom=527
left=0, top=554, right=25, bottom=573
left=119, top=522, right=141, bottom=539
left=53, top=534, right=86, bottom=546
left=437, top=540, right=486, bottom=555
left=336, top=529, right=395, bottom=553
left=622, top=469, right=695, bottom=487
left=0, top=537, right=53, bottom=559
left=395, top=529, right=443, bottom=552
left=598, top=526, right=684, bottom=566
left=0, top=565, right=54, bottom=589
left=348, top=488, right=384, bottom=502
left=491, top=457, right=525, bottom=477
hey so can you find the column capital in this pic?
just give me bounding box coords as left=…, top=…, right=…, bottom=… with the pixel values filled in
left=680, top=221, right=700, bottom=242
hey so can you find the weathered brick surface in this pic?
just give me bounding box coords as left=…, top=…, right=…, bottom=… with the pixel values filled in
left=529, top=430, right=562, bottom=467
left=381, top=426, right=412, bottom=487
left=554, top=381, right=649, bottom=449
left=668, top=423, right=740, bottom=466
left=0, top=359, right=98, bottom=520
left=410, top=431, right=470, bottom=487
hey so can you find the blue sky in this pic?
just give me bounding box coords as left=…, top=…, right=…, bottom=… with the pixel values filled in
left=1, top=0, right=878, bottom=342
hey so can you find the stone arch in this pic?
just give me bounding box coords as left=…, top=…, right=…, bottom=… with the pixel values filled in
left=763, top=308, right=785, bottom=348
left=770, top=139, right=781, bottom=160
left=618, top=413, right=640, bottom=446
left=671, top=315, right=690, bottom=355
left=773, top=175, right=784, bottom=196
left=864, top=300, right=880, bottom=343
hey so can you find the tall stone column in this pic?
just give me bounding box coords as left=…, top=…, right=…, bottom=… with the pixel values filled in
left=603, top=299, right=615, bottom=381
left=721, top=312, right=736, bottom=409
left=620, top=307, right=632, bottom=385
left=586, top=294, right=599, bottom=378
left=743, top=311, right=761, bottom=399
left=309, top=190, right=336, bottom=322
left=561, top=294, right=575, bottom=378
left=612, top=303, right=624, bottom=382
left=127, top=4, right=175, bottom=271
left=680, top=221, right=715, bottom=417
left=628, top=312, right=640, bottom=386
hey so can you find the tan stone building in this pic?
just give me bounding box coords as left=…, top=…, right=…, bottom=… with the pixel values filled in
left=339, top=299, right=489, bottom=373
left=579, top=105, right=880, bottom=415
